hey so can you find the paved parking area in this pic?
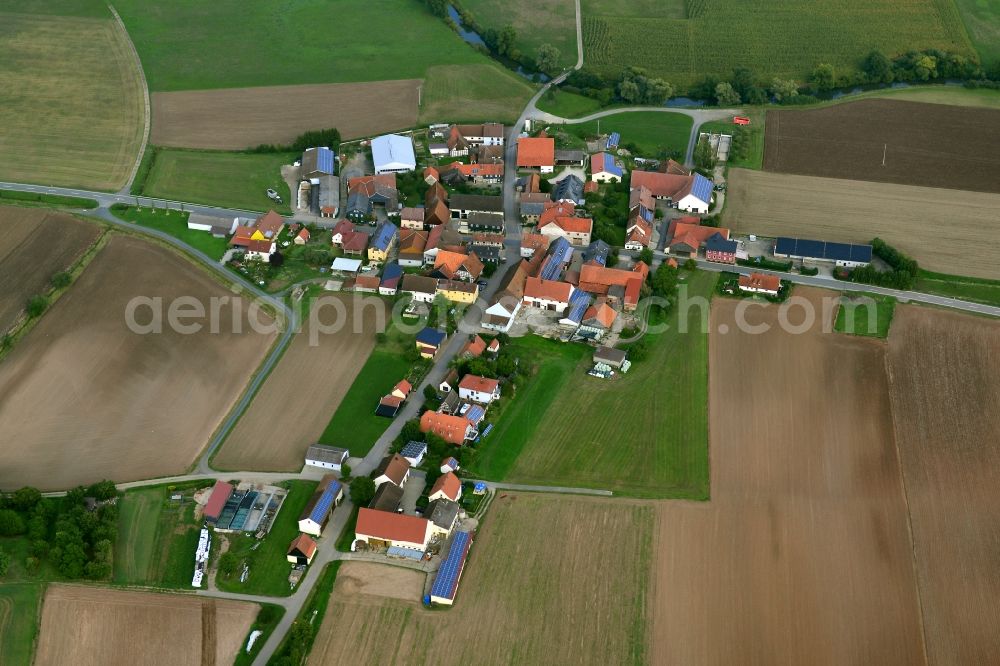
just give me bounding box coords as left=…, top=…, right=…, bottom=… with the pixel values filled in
left=400, top=470, right=426, bottom=515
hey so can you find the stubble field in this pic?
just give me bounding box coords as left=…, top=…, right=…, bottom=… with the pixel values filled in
left=34, top=585, right=257, bottom=666
left=151, top=80, right=421, bottom=149
left=310, top=494, right=653, bottom=665
left=651, top=288, right=926, bottom=664
left=0, top=12, right=144, bottom=190
left=213, top=295, right=384, bottom=471
left=886, top=305, right=1000, bottom=665
left=723, top=168, right=1000, bottom=279
left=764, top=100, right=1000, bottom=194
left=0, top=207, right=101, bottom=333
left=0, top=235, right=275, bottom=490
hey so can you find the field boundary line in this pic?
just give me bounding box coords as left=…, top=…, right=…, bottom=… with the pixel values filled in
left=109, top=4, right=151, bottom=195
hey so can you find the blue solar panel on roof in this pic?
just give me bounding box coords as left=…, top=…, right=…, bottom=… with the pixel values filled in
left=690, top=173, right=713, bottom=203
left=401, top=441, right=426, bottom=457
left=775, top=237, right=795, bottom=255
left=317, top=147, right=334, bottom=174
left=308, top=487, right=337, bottom=523
left=466, top=405, right=485, bottom=423
left=606, top=132, right=620, bottom=149
left=431, top=531, right=472, bottom=599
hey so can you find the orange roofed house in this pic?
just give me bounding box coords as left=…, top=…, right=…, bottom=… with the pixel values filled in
left=517, top=137, right=555, bottom=173
left=668, top=219, right=734, bottom=261
left=458, top=374, right=501, bottom=404
left=630, top=170, right=713, bottom=214
left=738, top=272, right=781, bottom=296
left=354, top=508, right=432, bottom=552
left=577, top=262, right=648, bottom=312
left=420, top=411, right=477, bottom=445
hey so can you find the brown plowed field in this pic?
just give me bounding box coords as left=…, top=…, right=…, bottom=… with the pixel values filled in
left=886, top=306, right=1000, bottom=665
left=213, top=294, right=383, bottom=471
left=0, top=235, right=275, bottom=491
left=764, top=99, right=1000, bottom=193
left=310, top=494, right=653, bottom=665
left=0, top=206, right=100, bottom=333
left=34, top=585, right=257, bottom=666
left=651, top=288, right=926, bottom=665
left=723, top=168, right=1000, bottom=279
left=334, top=561, right=426, bottom=601
left=151, top=80, right=421, bottom=149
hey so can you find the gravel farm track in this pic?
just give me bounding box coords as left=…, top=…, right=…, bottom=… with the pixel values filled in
left=723, top=168, right=1000, bottom=279
left=151, top=80, right=422, bottom=150
left=0, top=207, right=100, bottom=333
left=763, top=99, right=1000, bottom=194
left=0, top=235, right=276, bottom=491
left=34, top=585, right=258, bottom=666
left=886, top=305, right=1000, bottom=665
left=212, top=294, right=386, bottom=472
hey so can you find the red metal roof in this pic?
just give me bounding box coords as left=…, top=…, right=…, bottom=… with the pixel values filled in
left=204, top=481, right=233, bottom=520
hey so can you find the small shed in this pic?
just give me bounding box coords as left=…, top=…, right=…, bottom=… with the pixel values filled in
left=401, top=441, right=428, bottom=467
left=287, top=533, right=318, bottom=566
left=593, top=346, right=627, bottom=369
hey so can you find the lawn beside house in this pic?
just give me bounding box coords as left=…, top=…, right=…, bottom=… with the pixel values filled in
left=535, top=89, right=607, bottom=118
left=498, top=270, right=716, bottom=497
left=139, top=149, right=294, bottom=215
left=566, top=111, right=693, bottom=158
left=110, top=204, right=230, bottom=260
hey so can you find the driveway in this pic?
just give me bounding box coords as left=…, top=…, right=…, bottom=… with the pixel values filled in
left=401, top=470, right=426, bottom=515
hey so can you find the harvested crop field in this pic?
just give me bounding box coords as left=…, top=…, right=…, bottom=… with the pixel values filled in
left=0, top=206, right=101, bottom=333
left=310, top=494, right=653, bottom=665
left=0, top=12, right=145, bottom=191
left=151, top=80, right=421, bottom=149
left=651, top=288, right=926, bottom=665
left=34, top=585, right=257, bottom=666
left=0, top=235, right=275, bottom=491
left=723, top=168, right=1000, bottom=279
left=214, top=295, right=385, bottom=471
left=334, top=561, right=426, bottom=601
left=764, top=99, right=1000, bottom=193
left=887, top=306, right=1000, bottom=665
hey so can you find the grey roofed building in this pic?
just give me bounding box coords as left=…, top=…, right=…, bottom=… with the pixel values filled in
left=552, top=174, right=585, bottom=205
left=439, top=390, right=461, bottom=414
left=583, top=239, right=611, bottom=266
left=426, top=498, right=461, bottom=531
left=301, top=146, right=336, bottom=178
left=554, top=149, right=586, bottom=165
left=316, top=174, right=340, bottom=218
left=370, top=482, right=404, bottom=512
left=593, top=346, right=627, bottom=368
left=187, top=212, right=236, bottom=237
left=450, top=193, right=504, bottom=215
left=305, top=444, right=349, bottom=465
left=466, top=211, right=504, bottom=232
left=470, top=244, right=501, bottom=263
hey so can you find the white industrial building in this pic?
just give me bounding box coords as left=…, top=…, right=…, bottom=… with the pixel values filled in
left=372, top=134, right=416, bottom=174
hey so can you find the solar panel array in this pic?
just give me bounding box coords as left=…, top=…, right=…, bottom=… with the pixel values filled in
left=401, top=441, right=426, bottom=458
left=564, top=290, right=592, bottom=324
left=373, top=221, right=397, bottom=251
left=775, top=237, right=872, bottom=263
left=431, top=531, right=473, bottom=600
left=317, top=147, right=334, bottom=175
left=690, top=173, right=713, bottom=204
left=309, top=483, right=340, bottom=523
left=605, top=132, right=621, bottom=149
left=465, top=405, right=486, bottom=423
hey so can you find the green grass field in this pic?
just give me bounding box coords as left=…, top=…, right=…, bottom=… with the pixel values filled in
left=216, top=480, right=318, bottom=597
left=110, top=204, right=230, bottom=260
left=419, top=64, right=536, bottom=124
left=700, top=113, right=765, bottom=170
left=461, top=0, right=578, bottom=69
left=834, top=294, right=897, bottom=338
left=954, top=0, right=1000, bottom=68
left=469, top=337, right=590, bottom=480
left=914, top=270, right=1000, bottom=307
left=582, top=0, right=975, bottom=88
left=0, top=583, right=42, bottom=666
left=0, top=11, right=145, bottom=191
left=535, top=89, right=606, bottom=117
left=482, top=270, right=716, bottom=497
left=140, top=149, right=293, bottom=214
left=566, top=111, right=693, bottom=157
left=318, top=349, right=413, bottom=457
left=828, top=84, right=1000, bottom=110
left=113, top=482, right=215, bottom=589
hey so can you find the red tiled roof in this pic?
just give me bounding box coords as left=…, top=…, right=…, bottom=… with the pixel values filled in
left=430, top=472, right=462, bottom=501
left=204, top=481, right=233, bottom=520
left=459, top=374, right=499, bottom=394
left=255, top=210, right=285, bottom=238
left=356, top=508, right=429, bottom=544
left=446, top=161, right=504, bottom=178
left=521, top=232, right=550, bottom=253
left=584, top=301, right=617, bottom=328
left=538, top=202, right=575, bottom=227
left=434, top=250, right=483, bottom=280
left=739, top=272, right=781, bottom=292
left=394, top=379, right=412, bottom=396
left=401, top=207, right=424, bottom=221
left=624, top=277, right=642, bottom=308
left=423, top=166, right=439, bottom=181
left=376, top=453, right=411, bottom=485
left=355, top=275, right=381, bottom=289
left=524, top=276, right=573, bottom=303
left=297, top=228, right=310, bottom=240
left=579, top=264, right=643, bottom=293
left=342, top=231, right=369, bottom=252
left=246, top=239, right=274, bottom=254
left=348, top=173, right=397, bottom=195
left=462, top=335, right=487, bottom=357
left=630, top=170, right=695, bottom=199
left=420, top=411, right=473, bottom=445
left=541, top=216, right=593, bottom=235
left=668, top=222, right=730, bottom=251
left=517, top=137, right=555, bottom=167
left=288, top=533, right=317, bottom=558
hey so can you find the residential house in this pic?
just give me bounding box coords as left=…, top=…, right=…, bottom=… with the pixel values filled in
left=439, top=368, right=459, bottom=394
left=230, top=210, right=284, bottom=250
left=347, top=174, right=398, bottom=221
left=372, top=134, right=416, bottom=174
left=461, top=335, right=487, bottom=358
left=449, top=193, right=503, bottom=220
left=305, top=444, right=349, bottom=472
left=552, top=175, right=586, bottom=205
left=354, top=274, right=380, bottom=293
left=668, top=220, right=732, bottom=257
left=342, top=230, right=369, bottom=256
left=425, top=184, right=451, bottom=227
left=368, top=221, right=398, bottom=263
left=704, top=232, right=738, bottom=264
left=423, top=166, right=440, bottom=185
left=397, top=228, right=428, bottom=267
left=739, top=272, right=781, bottom=296
left=452, top=123, right=504, bottom=147
left=578, top=300, right=617, bottom=340
left=444, top=161, right=504, bottom=185
left=481, top=260, right=527, bottom=332
left=294, top=227, right=311, bottom=245
left=420, top=411, right=476, bottom=445
left=438, top=390, right=461, bottom=415
left=415, top=327, right=447, bottom=357
left=287, top=534, right=318, bottom=566
left=583, top=239, right=612, bottom=266
left=590, top=152, right=624, bottom=182
left=433, top=250, right=484, bottom=282
left=659, top=158, right=689, bottom=175
left=379, top=262, right=403, bottom=295
left=244, top=239, right=276, bottom=262
left=472, top=232, right=504, bottom=248
left=301, top=147, right=335, bottom=179
left=370, top=483, right=404, bottom=512
left=486, top=338, right=500, bottom=355
left=354, top=508, right=432, bottom=552
left=539, top=215, right=593, bottom=247
left=517, top=137, right=555, bottom=173
left=373, top=454, right=411, bottom=488
left=523, top=276, right=574, bottom=313
left=401, top=274, right=439, bottom=304
left=470, top=244, right=500, bottom=264
left=429, top=472, right=463, bottom=502
left=297, top=475, right=344, bottom=536
left=400, top=207, right=425, bottom=230
left=625, top=217, right=653, bottom=250
left=517, top=172, right=541, bottom=193
left=440, top=457, right=460, bottom=474
left=537, top=237, right=575, bottom=280
left=630, top=170, right=712, bottom=213
left=400, top=441, right=427, bottom=467
left=465, top=212, right=504, bottom=235
left=426, top=499, right=460, bottom=538
left=578, top=263, right=647, bottom=311
left=519, top=192, right=551, bottom=222
left=437, top=280, right=479, bottom=304
left=521, top=232, right=550, bottom=258
left=458, top=375, right=500, bottom=404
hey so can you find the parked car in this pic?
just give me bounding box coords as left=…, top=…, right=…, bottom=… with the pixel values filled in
left=266, top=188, right=282, bottom=203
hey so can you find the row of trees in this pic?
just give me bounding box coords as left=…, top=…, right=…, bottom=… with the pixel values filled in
left=840, top=238, right=919, bottom=290
left=250, top=127, right=341, bottom=155
left=0, top=481, right=118, bottom=580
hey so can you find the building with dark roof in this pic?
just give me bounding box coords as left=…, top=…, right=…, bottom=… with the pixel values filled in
left=369, top=482, right=405, bottom=512
left=552, top=174, right=586, bottom=205
left=426, top=498, right=461, bottom=536
left=301, top=146, right=335, bottom=179
left=704, top=232, right=738, bottom=264
left=774, top=237, right=872, bottom=267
